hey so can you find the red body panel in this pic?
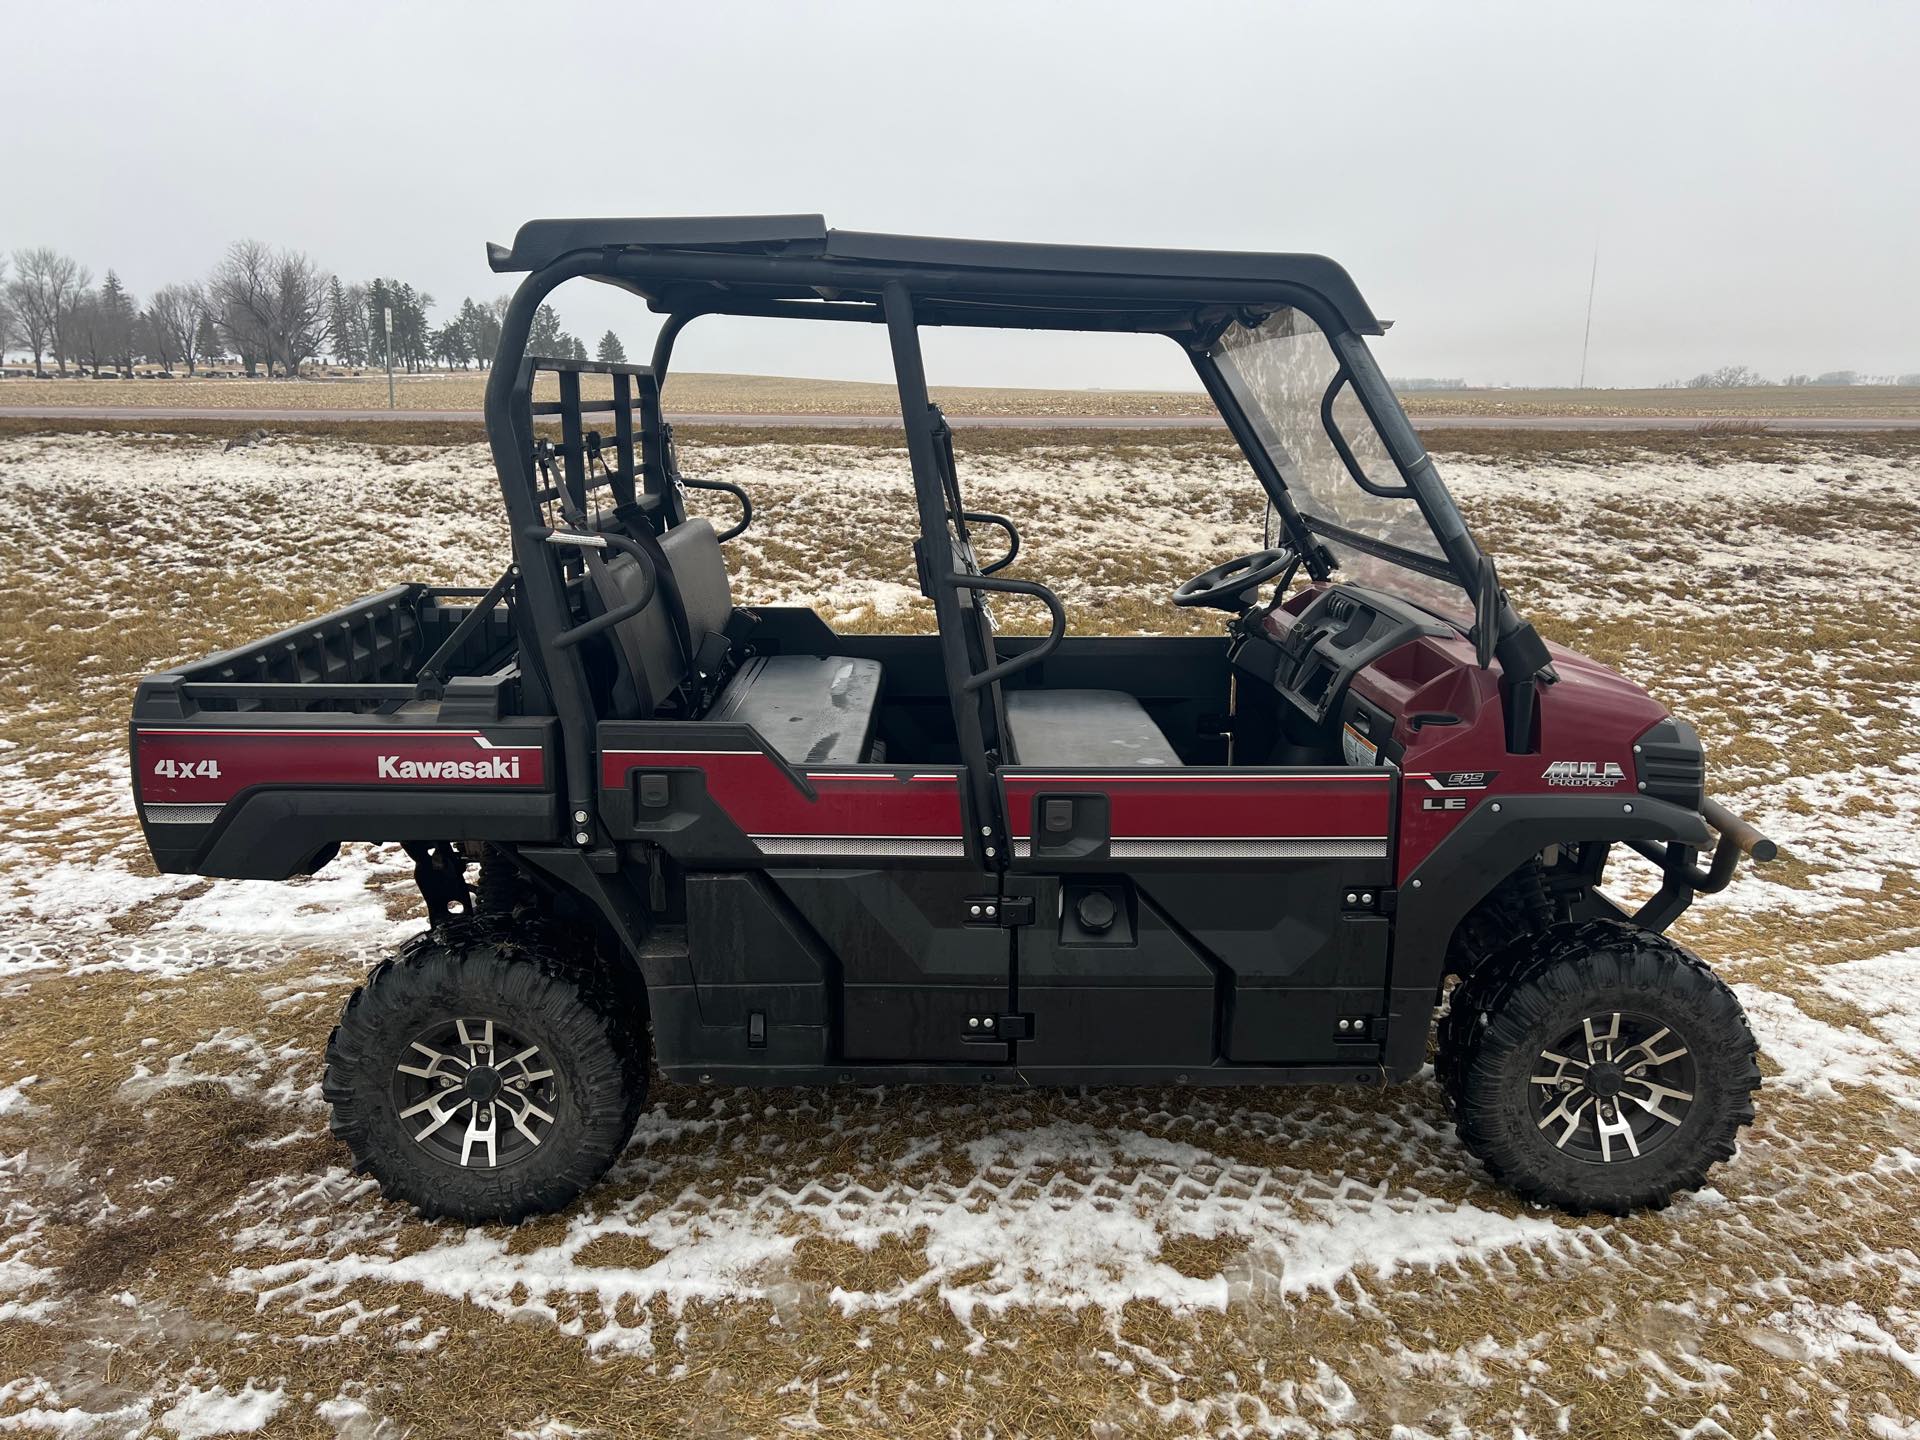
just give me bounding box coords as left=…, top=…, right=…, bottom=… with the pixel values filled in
left=133, top=727, right=548, bottom=806
left=1000, top=769, right=1391, bottom=844
left=601, top=748, right=965, bottom=845
left=1348, top=629, right=1672, bottom=877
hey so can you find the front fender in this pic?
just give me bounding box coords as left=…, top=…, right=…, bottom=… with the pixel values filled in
left=1376, top=793, right=1712, bottom=1080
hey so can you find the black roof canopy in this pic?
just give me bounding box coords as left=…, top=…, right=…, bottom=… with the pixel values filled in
left=486, top=215, right=1385, bottom=336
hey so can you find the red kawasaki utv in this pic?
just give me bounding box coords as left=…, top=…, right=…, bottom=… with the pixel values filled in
left=130, top=217, right=1773, bottom=1222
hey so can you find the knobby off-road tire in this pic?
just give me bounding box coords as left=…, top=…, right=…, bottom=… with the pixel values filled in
left=323, top=920, right=647, bottom=1224
left=1438, top=919, right=1759, bottom=1215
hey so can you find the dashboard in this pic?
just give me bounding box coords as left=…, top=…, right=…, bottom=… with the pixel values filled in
left=1229, top=584, right=1459, bottom=763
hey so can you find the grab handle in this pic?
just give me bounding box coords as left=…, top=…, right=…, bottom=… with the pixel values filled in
left=527, top=526, right=659, bottom=649
left=949, top=573, right=1066, bottom=691
left=682, top=475, right=752, bottom=542
left=961, top=510, right=1021, bottom=575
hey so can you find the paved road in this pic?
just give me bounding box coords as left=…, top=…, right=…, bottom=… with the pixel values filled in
left=2, top=404, right=1916, bottom=431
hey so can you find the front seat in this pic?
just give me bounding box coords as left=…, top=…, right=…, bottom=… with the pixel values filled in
left=1003, top=689, right=1182, bottom=767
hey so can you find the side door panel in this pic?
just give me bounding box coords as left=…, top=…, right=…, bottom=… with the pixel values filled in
left=770, top=868, right=1011, bottom=1064
left=602, top=721, right=1013, bottom=1070
left=999, top=766, right=1395, bottom=1067
left=1005, top=874, right=1217, bottom=1068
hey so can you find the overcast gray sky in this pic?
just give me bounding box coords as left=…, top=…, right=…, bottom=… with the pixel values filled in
left=5, top=0, right=1914, bottom=390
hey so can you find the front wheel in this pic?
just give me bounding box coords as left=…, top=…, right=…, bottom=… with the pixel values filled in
left=323, top=921, right=646, bottom=1224
left=1439, top=920, right=1759, bottom=1214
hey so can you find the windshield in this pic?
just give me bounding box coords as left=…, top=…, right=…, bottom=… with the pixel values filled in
left=1212, top=309, right=1468, bottom=614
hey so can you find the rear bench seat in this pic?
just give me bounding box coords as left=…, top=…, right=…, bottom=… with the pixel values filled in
left=708, top=654, right=882, bottom=766
left=590, top=518, right=883, bottom=766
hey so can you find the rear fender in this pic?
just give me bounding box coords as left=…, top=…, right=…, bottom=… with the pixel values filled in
left=517, top=846, right=678, bottom=997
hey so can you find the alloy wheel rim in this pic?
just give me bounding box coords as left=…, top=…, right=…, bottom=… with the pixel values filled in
left=392, top=1016, right=558, bottom=1169
left=1530, top=1010, right=1697, bottom=1164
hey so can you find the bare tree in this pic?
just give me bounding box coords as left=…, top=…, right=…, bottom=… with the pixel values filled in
left=1684, top=364, right=1767, bottom=389
left=147, top=282, right=207, bottom=376
left=7, top=248, right=88, bottom=376
left=53, top=261, right=93, bottom=375
left=270, top=249, right=329, bottom=377
left=210, top=239, right=276, bottom=376
left=65, top=287, right=105, bottom=374
left=209, top=242, right=331, bottom=377
left=0, top=256, right=13, bottom=362
left=143, top=298, right=176, bottom=375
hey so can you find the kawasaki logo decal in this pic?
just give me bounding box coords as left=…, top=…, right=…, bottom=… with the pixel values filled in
left=1542, top=760, right=1626, bottom=788
left=377, top=754, right=522, bottom=781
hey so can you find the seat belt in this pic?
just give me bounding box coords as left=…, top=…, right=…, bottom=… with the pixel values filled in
left=590, top=432, right=699, bottom=710
left=538, top=442, right=664, bottom=716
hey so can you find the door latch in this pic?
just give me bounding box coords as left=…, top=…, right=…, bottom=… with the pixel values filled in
left=962, top=895, right=1034, bottom=927
left=963, top=1013, right=1034, bottom=1041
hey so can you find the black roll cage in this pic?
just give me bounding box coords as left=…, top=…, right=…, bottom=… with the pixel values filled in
left=480, top=219, right=1548, bottom=853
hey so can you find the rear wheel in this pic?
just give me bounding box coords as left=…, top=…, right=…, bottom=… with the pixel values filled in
left=323, top=920, right=646, bottom=1223
left=1438, top=919, right=1759, bottom=1214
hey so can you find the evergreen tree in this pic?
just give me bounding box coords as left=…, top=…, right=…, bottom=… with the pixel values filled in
left=570, top=335, right=589, bottom=363
left=457, top=297, right=500, bottom=368
left=98, top=269, right=139, bottom=372
left=527, top=303, right=565, bottom=355
left=195, top=310, right=223, bottom=366
left=595, top=329, right=627, bottom=364
left=396, top=283, right=432, bottom=371
left=431, top=320, right=471, bottom=370
left=326, top=275, right=361, bottom=365
left=366, top=279, right=391, bottom=368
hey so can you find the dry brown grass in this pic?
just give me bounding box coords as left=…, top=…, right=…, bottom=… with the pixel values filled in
left=0, top=369, right=1222, bottom=419
left=8, top=373, right=1919, bottom=421
left=0, top=425, right=1917, bottom=1436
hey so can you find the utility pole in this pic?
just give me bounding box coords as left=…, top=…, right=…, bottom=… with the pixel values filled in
left=1577, top=247, right=1599, bottom=390
left=384, top=305, right=395, bottom=410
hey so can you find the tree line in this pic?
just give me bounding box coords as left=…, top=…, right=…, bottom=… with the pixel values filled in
left=0, top=243, right=630, bottom=378
left=1662, top=364, right=1920, bottom=389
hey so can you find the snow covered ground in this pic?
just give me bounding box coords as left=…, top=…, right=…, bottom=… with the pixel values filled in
left=0, top=427, right=1915, bottom=1438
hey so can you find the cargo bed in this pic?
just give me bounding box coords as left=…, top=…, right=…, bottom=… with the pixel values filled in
left=130, top=584, right=559, bottom=879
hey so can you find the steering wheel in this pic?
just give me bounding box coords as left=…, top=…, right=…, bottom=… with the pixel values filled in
left=1173, top=547, right=1295, bottom=611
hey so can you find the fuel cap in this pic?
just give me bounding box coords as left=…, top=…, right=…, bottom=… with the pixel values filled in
left=1075, top=889, right=1117, bottom=934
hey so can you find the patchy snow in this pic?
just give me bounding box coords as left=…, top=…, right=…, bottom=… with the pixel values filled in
left=120, top=1028, right=316, bottom=1109
left=1, top=430, right=1918, bottom=1438
left=160, top=845, right=412, bottom=942
left=0, top=1388, right=148, bottom=1436
left=0, top=1076, right=35, bottom=1117
left=228, top=1116, right=1589, bottom=1357
left=1814, top=947, right=1920, bottom=1058
left=156, top=1382, right=286, bottom=1438
left=1734, top=983, right=1914, bottom=1104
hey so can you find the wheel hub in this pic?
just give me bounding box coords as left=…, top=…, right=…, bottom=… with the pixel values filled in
left=391, top=1016, right=558, bottom=1170
left=1530, top=1010, right=1697, bottom=1165
left=463, top=1066, right=504, bottom=1105
left=1585, top=1061, right=1625, bottom=1098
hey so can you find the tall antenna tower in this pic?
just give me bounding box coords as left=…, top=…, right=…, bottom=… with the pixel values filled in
left=1577, top=246, right=1599, bottom=389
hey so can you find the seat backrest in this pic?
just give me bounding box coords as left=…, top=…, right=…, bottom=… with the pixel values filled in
left=588, top=517, right=734, bottom=717
left=661, top=517, right=733, bottom=658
